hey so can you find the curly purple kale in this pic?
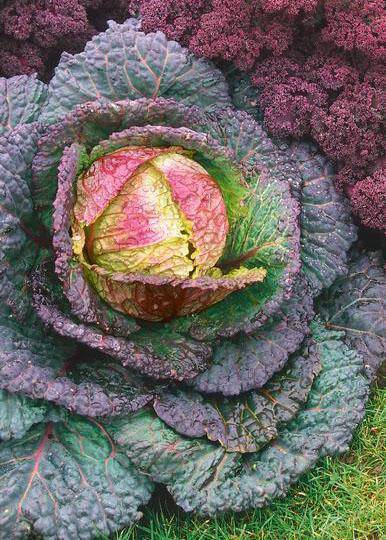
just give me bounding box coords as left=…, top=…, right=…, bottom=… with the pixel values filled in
left=0, top=0, right=140, bottom=80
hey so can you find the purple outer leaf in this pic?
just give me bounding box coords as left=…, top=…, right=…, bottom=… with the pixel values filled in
left=31, top=270, right=211, bottom=382
left=286, top=142, right=357, bottom=294
left=0, top=123, right=42, bottom=319
left=0, top=310, right=154, bottom=418
left=154, top=338, right=321, bottom=452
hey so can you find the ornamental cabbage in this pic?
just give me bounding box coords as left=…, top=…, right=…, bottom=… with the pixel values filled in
left=72, top=144, right=265, bottom=320
left=0, top=19, right=384, bottom=540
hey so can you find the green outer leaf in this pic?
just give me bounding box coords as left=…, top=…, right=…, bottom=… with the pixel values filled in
left=107, top=322, right=369, bottom=515
left=318, top=248, right=386, bottom=381
left=0, top=75, right=47, bottom=135
left=0, top=416, right=153, bottom=538
left=40, top=19, right=231, bottom=125
left=0, top=390, right=65, bottom=442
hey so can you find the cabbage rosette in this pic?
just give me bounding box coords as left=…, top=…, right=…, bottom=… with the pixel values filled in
left=0, top=19, right=384, bottom=539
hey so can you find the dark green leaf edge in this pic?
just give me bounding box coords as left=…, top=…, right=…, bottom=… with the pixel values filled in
left=0, top=389, right=65, bottom=442
left=286, top=142, right=357, bottom=295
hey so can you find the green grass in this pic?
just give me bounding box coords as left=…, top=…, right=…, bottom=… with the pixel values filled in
left=114, top=387, right=385, bottom=540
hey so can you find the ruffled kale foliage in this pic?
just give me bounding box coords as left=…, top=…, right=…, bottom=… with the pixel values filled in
left=138, top=0, right=386, bottom=234
left=0, top=18, right=384, bottom=540
left=0, top=0, right=140, bottom=80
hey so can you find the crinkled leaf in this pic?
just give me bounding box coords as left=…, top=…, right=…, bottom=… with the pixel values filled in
left=0, top=390, right=65, bottom=442
left=41, top=19, right=231, bottom=125
left=108, top=408, right=232, bottom=510
left=83, top=263, right=265, bottom=322
left=0, top=124, right=42, bottom=318
left=0, top=416, right=153, bottom=538
left=154, top=339, right=320, bottom=452
left=0, top=310, right=153, bottom=418
left=0, top=75, right=47, bottom=135
left=107, top=323, right=368, bottom=515
left=192, top=276, right=314, bottom=395
left=64, top=353, right=155, bottom=416
left=31, top=270, right=212, bottom=382
left=318, top=249, right=385, bottom=380
left=287, top=143, right=357, bottom=294
left=65, top=266, right=141, bottom=337
left=199, top=107, right=282, bottom=171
